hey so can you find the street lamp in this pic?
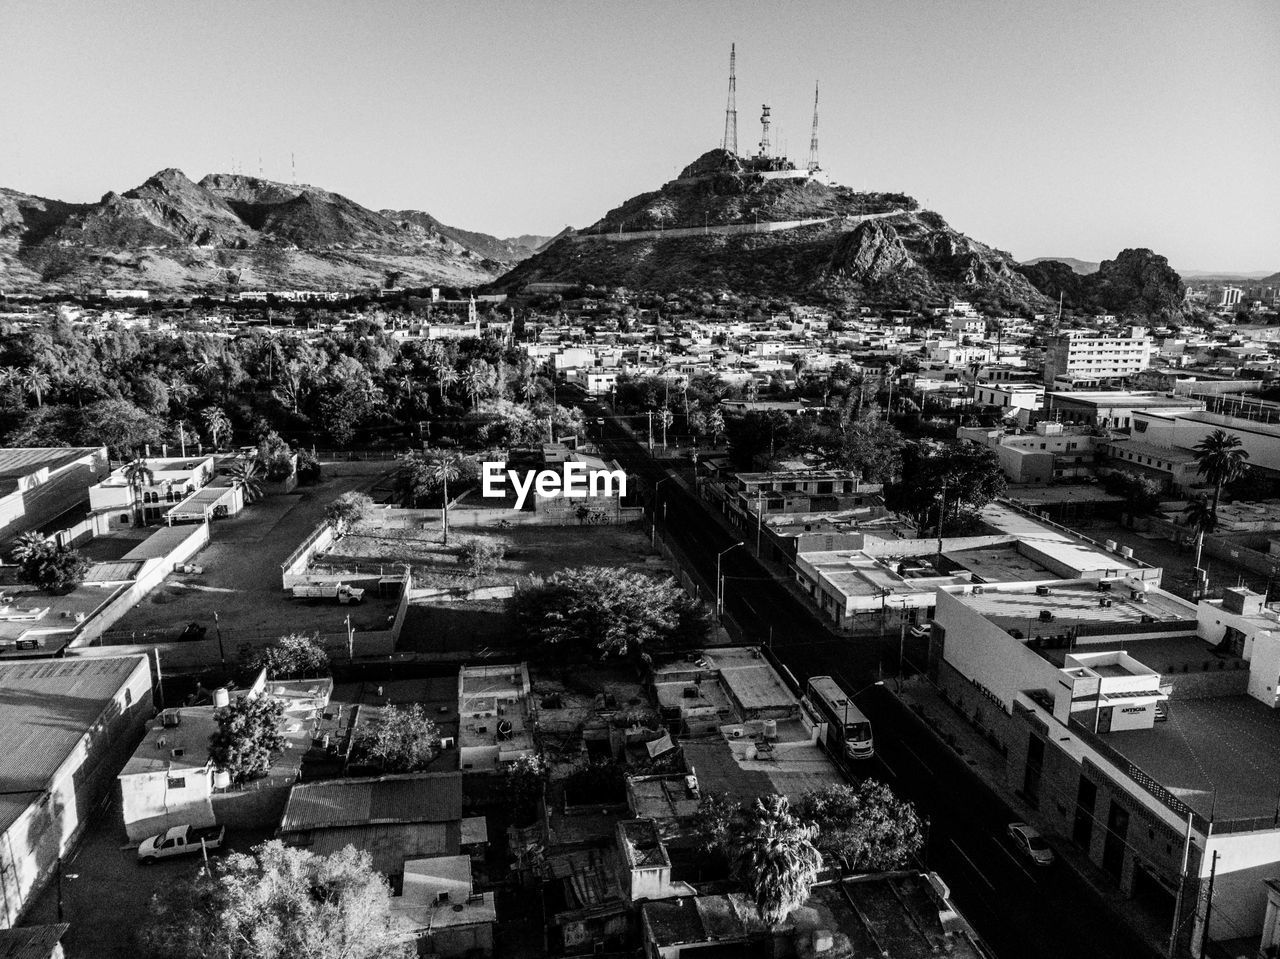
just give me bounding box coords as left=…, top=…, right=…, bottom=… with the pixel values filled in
left=716, top=542, right=744, bottom=620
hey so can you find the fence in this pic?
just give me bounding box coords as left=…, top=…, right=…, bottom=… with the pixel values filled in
left=281, top=521, right=337, bottom=587
left=362, top=505, right=646, bottom=530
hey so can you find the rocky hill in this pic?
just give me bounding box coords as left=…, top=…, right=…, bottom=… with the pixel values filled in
left=495, top=149, right=1051, bottom=311
left=0, top=170, right=546, bottom=295
left=1016, top=249, right=1186, bottom=320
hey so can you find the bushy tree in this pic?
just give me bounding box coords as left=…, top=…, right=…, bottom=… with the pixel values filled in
left=458, top=537, right=505, bottom=578
left=140, top=840, right=412, bottom=959
left=884, top=440, right=1006, bottom=532
left=693, top=791, right=743, bottom=856
left=351, top=703, right=440, bottom=773
left=514, top=566, right=708, bottom=664
left=11, top=532, right=89, bottom=593
left=209, top=694, right=286, bottom=785
left=729, top=794, right=823, bottom=927
left=325, top=491, right=373, bottom=533
left=245, top=633, right=330, bottom=679
left=796, top=781, right=923, bottom=872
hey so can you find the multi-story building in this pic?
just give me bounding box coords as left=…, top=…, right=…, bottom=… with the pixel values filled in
left=958, top=421, right=1099, bottom=484
left=457, top=663, right=535, bottom=773
left=1220, top=286, right=1244, bottom=309
left=1042, top=328, right=1154, bottom=386
left=88, top=455, right=215, bottom=528
left=931, top=578, right=1280, bottom=952
left=0, top=447, right=108, bottom=550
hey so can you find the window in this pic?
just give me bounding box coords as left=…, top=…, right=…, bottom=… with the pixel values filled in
left=167, top=776, right=186, bottom=790
left=119, top=514, right=130, bottom=524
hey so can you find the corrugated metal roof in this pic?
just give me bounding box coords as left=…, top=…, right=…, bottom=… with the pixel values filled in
left=0, top=923, right=69, bottom=958
left=0, top=448, right=99, bottom=480
left=0, top=656, right=148, bottom=831
left=280, top=771, right=461, bottom=833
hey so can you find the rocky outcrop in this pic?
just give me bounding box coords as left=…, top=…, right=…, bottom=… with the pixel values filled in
left=827, top=219, right=917, bottom=282
left=1018, top=248, right=1186, bottom=318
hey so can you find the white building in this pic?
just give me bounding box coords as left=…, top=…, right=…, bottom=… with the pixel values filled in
left=1042, top=329, right=1154, bottom=386
left=89, top=456, right=215, bottom=528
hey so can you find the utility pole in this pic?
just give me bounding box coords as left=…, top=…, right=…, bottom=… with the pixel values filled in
left=756, top=490, right=765, bottom=556
left=213, top=611, right=226, bottom=669
left=936, top=475, right=948, bottom=563
left=1198, top=850, right=1219, bottom=958
left=647, top=411, right=654, bottom=451
left=1167, top=812, right=1194, bottom=959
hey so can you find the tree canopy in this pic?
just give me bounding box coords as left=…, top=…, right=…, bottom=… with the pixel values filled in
left=350, top=703, right=441, bottom=773
left=514, top=566, right=708, bottom=664
left=883, top=440, right=1006, bottom=532
left=209, top=694, right=286, bottom=785
left=728, top=794, right=823, bottom=927
left=245, top=633, right=331, bottom=679
left=795, top=781, right=924, bottom=872
left=140, top=840, right=412, bottom=959
left=10, top=532, right=89, bottom=593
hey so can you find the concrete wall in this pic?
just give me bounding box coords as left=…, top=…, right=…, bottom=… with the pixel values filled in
left=1200, top=829, right=1280, bottom=944
left=280, top=522, right=337, bottom=588
left=120, top=768, right=216, bottom=843
left=71, top=523, right=211, bottom=647
left=935, top=590, right=1060, bottom=720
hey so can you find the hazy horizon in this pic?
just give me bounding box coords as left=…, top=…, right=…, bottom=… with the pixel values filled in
left=2, top=0, right=1276, bottom=271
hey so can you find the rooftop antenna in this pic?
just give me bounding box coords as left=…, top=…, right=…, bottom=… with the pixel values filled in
left=807, top=82, right=820, bottom=172
left=759, top=104, right=771, bottom=158
left=258, top=152, right=263, bottom=177
left=291, top=152, right=296, bottom=185
left=722, top=44, right=738, bottom=155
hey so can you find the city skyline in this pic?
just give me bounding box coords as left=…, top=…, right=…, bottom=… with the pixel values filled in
left=2, top=0, right=1276, bottom=271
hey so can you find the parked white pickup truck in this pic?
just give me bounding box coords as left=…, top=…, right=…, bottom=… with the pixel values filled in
left=291, top=583, right=365, bottom=604
left=137, top=824, right=225, bottom=863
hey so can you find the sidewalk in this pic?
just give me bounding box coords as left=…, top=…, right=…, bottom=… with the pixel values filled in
left=894, top=676, right=1174, bottom=957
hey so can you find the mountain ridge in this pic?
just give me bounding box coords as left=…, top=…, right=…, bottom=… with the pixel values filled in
left=0, top=170, right=550, bottom=294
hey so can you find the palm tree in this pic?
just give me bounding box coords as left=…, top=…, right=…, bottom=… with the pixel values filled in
left=228, top=459, right=265, bottom=504
left=202, top=406, right=232, bottom=450
left=21, top=368, right=50, bottom=407
left=459, top=360, right=492, bottom=410
left=404, top=450, right=474, bottom=547
left=122, top=457, right=155, bottom=527
left=729, top=794, right=823, bottom=927
left=1193, top=430, right=1250, bottom=522
left=435, top=364, right=458, bottom=407
left=1184, top=494, right=1215, bottom=577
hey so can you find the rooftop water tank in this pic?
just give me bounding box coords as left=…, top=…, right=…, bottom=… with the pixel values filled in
left=213, top=687, right=230, bottom=708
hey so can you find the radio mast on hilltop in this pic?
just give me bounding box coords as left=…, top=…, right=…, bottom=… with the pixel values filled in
left=721, top=43, right=738, bottom=155
left=807, top=82, right=820, bottom=172
left=758, top=104, right=771, bottom=158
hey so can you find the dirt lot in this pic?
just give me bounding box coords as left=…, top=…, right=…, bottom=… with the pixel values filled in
left=378, top=523, right=670, bottom=656
left=105, top=462, right=396, bottom=647
left=327, top=521, right=661, bottom=591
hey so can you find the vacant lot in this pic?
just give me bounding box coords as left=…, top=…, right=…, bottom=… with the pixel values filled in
left=327, top=521, right=662, bottom=591
left=351, top=522, right=672, bottom=656
left=105, top=462, right=395, bottom=647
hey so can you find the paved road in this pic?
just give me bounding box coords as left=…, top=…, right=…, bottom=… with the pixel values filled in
left=589, top=403, right=1159, bottom=959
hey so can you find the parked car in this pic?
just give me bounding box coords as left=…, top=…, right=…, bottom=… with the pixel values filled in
left=177, top=622, right=206, bottom=642
left=137, top=824, right=225, bottom=863
left=909, top=623, right=931, bottom=638
left=1006, top=822, right=1054, bottom=866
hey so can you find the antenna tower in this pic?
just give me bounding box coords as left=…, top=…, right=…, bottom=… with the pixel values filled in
left=291, top=152, right=296, bottom=185
left=758, top=104, right=771, bottom=158
left=721, top=44, right=738, bottom=155
left=807, top=82, right=820, bottom=171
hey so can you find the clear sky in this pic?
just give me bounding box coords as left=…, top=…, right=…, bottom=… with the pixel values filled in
left=2, top=0, right=1276, bottom=271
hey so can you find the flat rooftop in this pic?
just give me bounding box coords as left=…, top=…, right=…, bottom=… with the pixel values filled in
left=947, top=544, right=1054, bottom=583
left=1106, top=696, right=1280, bottom=821
left=1040, top=634, right=1240, bottom=673
left=800, top=550, right=971, bottom=600
left=703, top=647, right=799, bottom=713
left=281, top=771, right=463, bottom=832
left=963, top=582, right=1196, bottom=634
